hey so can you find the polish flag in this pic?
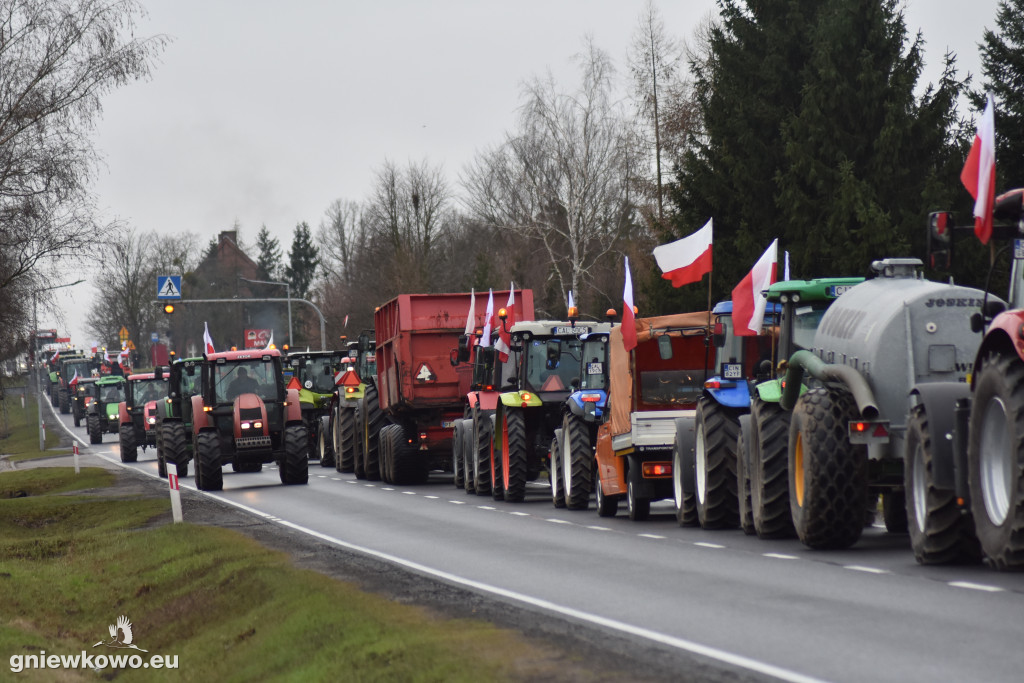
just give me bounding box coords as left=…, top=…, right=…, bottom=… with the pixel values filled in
left=495, top=283, right=515, bottom=362
left=203, top=322, right=216, bottom=355
left=653, top=219, right=713, bottom=287
left=731, top=239, right=779, bottom=336
left=480, top=290, right=494, bottom=347
left=103, top=349, right=111, bottom=363
left=961, top=93, right=996, bottom=244
left=622, top=256, right=637, bottom=351
left=51, top=350, right=60, bottom=363
left=463, top=289, right=476, bottom=336
left=69, top=369, right=79, bottom=389
left=265, top=331, right=274, bottom=349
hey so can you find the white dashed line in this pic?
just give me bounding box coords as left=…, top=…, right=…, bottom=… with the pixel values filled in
left=449, top=500, right=466, bottom=505
left=424, top=495, right=439, bottom=499
left=331, top=477, right=342, bottom=481
left=402, top=491, right=416, bottom=495
left=586, top=525, right=611, bottom=531
left=364, top=484, right=376, bottom=488
left=639, top=533, right=666, bottom=539
left=844, top=565, right=889, bottom=575
left=382, top=487, right=395, bottom=491
left=345, top=480, right=357, bottom=484
left=949, top=581, right=1005, bottom=593
left=509, top=511, right=530, bottom=516
left=317, top=475, right=328, bottom=478
left=547, top=518, right=573, bottom=524
left=763, top=553, right=799, bottom=560
left=694, top=542, right=724, bottom=549
left=478, top=505, right=497, bottom=510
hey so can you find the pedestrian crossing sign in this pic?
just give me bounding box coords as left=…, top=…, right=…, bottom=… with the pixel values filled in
left=157, top=275, right=182, bottom=300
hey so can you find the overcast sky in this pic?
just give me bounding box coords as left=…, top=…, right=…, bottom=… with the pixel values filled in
left=44, top=0, right=1002, bottom=346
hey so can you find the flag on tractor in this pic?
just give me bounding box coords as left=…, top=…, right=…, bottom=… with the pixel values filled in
left=961, top=93, right=996, bottom=244
left=732, top=239, right=779, bottom=336
left=653, top=219, right=713, bottom=287
left=463, top=289, right=476, bottom=336
left=622, top=256, right=637, bottom=351
left=480, top=290, right=494, bottom=347
left=495, top=283, right=516, bottom=362
left=203, top=322, right=216, bottom=355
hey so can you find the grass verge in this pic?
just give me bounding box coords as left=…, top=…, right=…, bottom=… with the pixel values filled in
left=1, top=378, right=69, bottom=461
left=0, top=467, right=547, bottom=681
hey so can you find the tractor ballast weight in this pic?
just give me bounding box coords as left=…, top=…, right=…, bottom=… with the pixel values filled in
left=781, top=258, right=995, bottom=551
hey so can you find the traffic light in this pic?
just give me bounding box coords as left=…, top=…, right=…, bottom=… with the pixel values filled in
left=162, top=303, right=175, bottom=315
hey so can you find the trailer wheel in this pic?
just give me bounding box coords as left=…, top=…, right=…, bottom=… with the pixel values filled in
left=335, top=407, right=356, bottom=474
left=672, top=420, right=698, bottom=527
left=502, top=409, right=528, bottom=502
left=737, top=419, right=755, bottom=535
left=968, top=354, right=1024, bottom=570
left=562, top=414, right=592, bottom=510
left=550, top=429, right=565, bottom=508
left=195, top=430, right=223, bottom=491
left=595, top=475, right=618, bottom=517
left=474, top=412, right=493, bottom=496
left=789, top=387, right=867, bottom=549
left=157, top=449, right=168, bottom=478
left=627, top=478, right=650, bottom=521
left=119, top=423, right=138, bottom=463
left=378, top=424, right=394, bottom=483
left=750, top=398, right=795, bottom=539
left=905, top=404, right=981, bottom=564
left=362, top=385, right=384, bottom=481
left=452, top=420, right=465, bottom=489
left=280, top=423, right=309, bottom=485
left=882, top=491, right=907, bottom=533
left=87, top=414, right=102, bottom=444
left=695, top=398, right=739, bottom=529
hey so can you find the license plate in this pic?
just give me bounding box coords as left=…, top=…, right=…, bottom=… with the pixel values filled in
left=828, top=285, right=854, bottom=297
left=587, top=362, right=603, bottom=375
left=721, top=363, right=742, bottom=379
left=552, top=326, right=590, bottom=335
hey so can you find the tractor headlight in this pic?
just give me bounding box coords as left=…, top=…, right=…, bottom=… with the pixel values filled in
left=147, top=417, right=157, bottom=425
left=241, top=421, right=251, bottom=430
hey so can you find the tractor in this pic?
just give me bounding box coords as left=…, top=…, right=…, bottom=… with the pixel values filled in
left=117, top=371, right=168, bottom=464
left=58, top=356, right=98, bottom=414
left=86, top=375, right=127, bottom=444
left=283, top=349, right=346, bottom=467
left=330, top=335, right=375, bottom=476
left=154, top=356, right=203, bottom=478
left=190, top=349, right=308, bottom=491
left=72, top=377, right=98, bottom=427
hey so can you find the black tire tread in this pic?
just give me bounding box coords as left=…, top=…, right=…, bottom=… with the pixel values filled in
left=751, top=398, right=795, bottom=539
left=695, top=398, right=739, bottom=529
left=563, top=414, right=592, bottom=510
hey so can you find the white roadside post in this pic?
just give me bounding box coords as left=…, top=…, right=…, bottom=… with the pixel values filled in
left=168, top=473, right=183, bottom=523
left=73, top=443, right=80, bottom=474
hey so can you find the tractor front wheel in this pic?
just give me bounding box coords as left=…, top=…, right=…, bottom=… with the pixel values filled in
left=119, top=424, right=138, bottom=463
left=694, top=398, right=739, bottom=530
left=562, top=414, right=592, bottom=510
left=280, top=424, right=310, bottom=485
left=195, top=431, right=223, bottom=491
left=502, top=409, right=528, bottom=502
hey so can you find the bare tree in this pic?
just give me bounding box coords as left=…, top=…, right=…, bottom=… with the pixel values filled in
left=0, top=0, right=166, bottom=294
left=318, top=198, right=366, bottom=288
left=462, top=39, right=638, bottom=314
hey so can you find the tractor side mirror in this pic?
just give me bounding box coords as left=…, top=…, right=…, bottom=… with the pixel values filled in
left=657, top=334, right=673, bottom=360
left=457, top=335, right=471, bottom=364
left=357, top=333, right=370, bottom=353
left=154, top=366, right=164, bottom=380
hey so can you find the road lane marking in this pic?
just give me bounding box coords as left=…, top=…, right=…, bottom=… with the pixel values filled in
left=449, top=500, right=466, bottom=505
left=478, top=505, right=497, bottom=510
left=509, top=511, right=530, bottom=516
left=639, top=533, right=666, bottom=539
left=317, top=475, right=328, bottom=478
left=547, top=518, right=572, bottom=524
left=402, top=491, right=416, bottom=495
left=382, top=487, right=395, bottom=491
left=331, top=477, right=342, bottom=480
left=763, top=553, right=799, bottom=560
left=345, top=480, right=357, bottom=484
left=586, top=525, right=611, bottom=531
left=364, top=484, right=376, bottom=487
left=844, top=565, right=889, bottom=575
left=949, top=581, right=1004, bottom=592
left=694, top=541, right=724, bottom=548
left=424, top=495, right=439, bottom=499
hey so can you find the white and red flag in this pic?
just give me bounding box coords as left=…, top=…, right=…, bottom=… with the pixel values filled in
left=265, top=331, right=274, bottom=349
left=51, top=350, right=59, bottom=363
left=69, top=370, right=79, bottom=390
left=653, top=219, right=713, bottom=287
left=622, top=256, right=637, bottom=352
left=961, top=93, right=997, bottom=244
left=495, top=283, right=515, bottom=362
left=203, top=322, right=216, bottom=355
left=732, top=239, right=779, bottom=336
left=480, top=289, right=495, bottom=347
left=103, top=349, right=111, bottom=363
left=464, top=289, right=476, bottom=336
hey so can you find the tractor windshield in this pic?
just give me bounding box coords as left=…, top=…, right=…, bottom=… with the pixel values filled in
left=579, top=337, right=608, bottom=391
left=300, top=356, right=338, bottom=393
left=524, top=336, right=583, bottom=393
left=100, top=383, right=125, bottom=404
left=791, top=303, right=831, bottom=352
left=132, top=378, right=166, bottom=405
left=215, top=359, right=277, bottom=403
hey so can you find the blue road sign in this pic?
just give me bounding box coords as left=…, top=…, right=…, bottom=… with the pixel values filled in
left=157, top=275, right=182, bottom=300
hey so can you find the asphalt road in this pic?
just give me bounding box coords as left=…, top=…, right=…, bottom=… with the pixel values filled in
left=48, top=403, right=1024, bottom=683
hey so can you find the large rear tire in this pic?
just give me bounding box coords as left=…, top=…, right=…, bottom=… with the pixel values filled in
left=882, top=491, right=908, bottom=533
left=472, top=412, right=491, bottom=496
left=737, top=418, right=755, bottom=535
left=280, top=424, right=310, bottom=485
left=119, top=423, right=138, bottom=463
left=195, top=430, right=223, bottom=491
left=967, top=354, right=1024, bottom=570
left=318, top=416, right=335, bottom=468
left=452, top=420, right=466, bottom=489
left=750, top=397, right=795, bottom=539
left=905, top=404, right=981, bottom=564
left=59, top=388, right=70, bottom=414
left=353, top=399, right=367, bottom=479
left=789, top=387, right=867, bottom=550
left=694, top=398, right=740, bottom=529
left=460, top=417, right=475, bottom=494
left=87, top=414, right=102, bottom=445
left=501, top=409, right=528, bottom=502
left=362, top=385, right=384, bottom=481
left=562, top=414, right=592, bottom=510
left=163, top=422, right=190, bottom=478
left=335, top=406, right=356, bottom=474
left=550, top=429, right=565, bottom=508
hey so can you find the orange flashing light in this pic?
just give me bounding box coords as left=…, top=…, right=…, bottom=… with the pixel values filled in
left=642, top=462, right=672, bottom=477
left=567, top=306, right=579, bottom=319
left=498, top=307, right=508, bottom=321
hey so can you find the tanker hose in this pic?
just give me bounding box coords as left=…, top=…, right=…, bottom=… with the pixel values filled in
left=780, top=350, right=880, bottom=419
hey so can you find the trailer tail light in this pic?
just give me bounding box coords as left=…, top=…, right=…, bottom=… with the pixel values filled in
left=419, top=432, right=427, bottom=441
left=642, top=462, right=672, bottom=477
left=580, top=393, right=601, bottom=402
left=848, top=420, right=890, bottom=444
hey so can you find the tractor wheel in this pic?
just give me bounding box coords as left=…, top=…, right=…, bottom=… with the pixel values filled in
left=789, top=387, right=867, bottom=550
left=195, top=430, right=223, bottom=491
left=595, top=474, right=618, bottom=517
left=550, top=429, right=565, bottom=508
left=87, top=414, right=102, bottom=445
left=562, top=414, right=592, bottom=510
left=694, top=398, right=740, bottom=530
left=335, top=406, right=356, bottom=474
left=362, top=385, right=384, bottom=481
left=502, top=409, right=528, bottom=502
left=882, top=491, right=908, bottom=533
left=352, top=399, right=367, bottom=479
left=968, top=353, right=1024, bottom=569
left=750, top=398, right=795, bottom=539
left=471, top=412, right=490, bottom=495
left=736, top=421, right=755, bottom=535
left=50, top=389, right=58, bottom=408
left=59, top=388, right=70, bottom=414
left=119, top=423, right=138, bottom=463
left=319, top=417, right=335, bottom=468
left=452, top=420, right=466, bottom=489
left=157, top=449, right=167, bottom=478
left=176, top=460, right=189, bottom=478
left=460, top=418, right=475, bottom=494
left=74, top=411, right=81, bottom=428
left=627, top=478, right=650, bottom=521
left=905, top=404, right=981, bottom=564
left=163, top=422, right=189, bottom=477
left=672, top=421, right=698, bottom=527
left=489, top=416, right=504, bottom=501
left=280, top=423, right=310, bottom=485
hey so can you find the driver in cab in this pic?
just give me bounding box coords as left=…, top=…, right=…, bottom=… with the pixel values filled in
left=227, top=367, right=260, bottom=398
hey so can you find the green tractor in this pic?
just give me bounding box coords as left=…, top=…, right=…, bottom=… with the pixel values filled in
left=741, top=277, right=862, bottom=539
left=284, top=350, right=346, bottom=467
left=72, top=377, right=99, bottom=427
left=86, top=375, right=127, bottom=444
left=331, top=335, right=376, bottom=476
left=57, top=356, right=98, bottom=414
left=154, top=357, right=202, bottom=478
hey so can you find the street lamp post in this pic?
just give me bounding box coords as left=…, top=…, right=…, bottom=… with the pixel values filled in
left=239, top=277, right=292, bottom=347
left=33, top=279, right=84, bottom=451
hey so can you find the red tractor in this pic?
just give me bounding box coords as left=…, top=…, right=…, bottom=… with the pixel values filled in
left=190, top=349, right=308, bottom=491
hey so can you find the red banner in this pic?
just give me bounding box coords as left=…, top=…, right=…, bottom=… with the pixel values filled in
left=244, top=328, right=272, bottom=349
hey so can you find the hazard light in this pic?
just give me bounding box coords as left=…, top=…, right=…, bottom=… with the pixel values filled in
left=521, top=392, right=532, bottom=402
left=848, top=420, right=890, bottom=444
left=580, top=393, right=601, bottom=402
left=345, top=386, right=357, bottom=394
left=642, top=462, right=672, bottom=477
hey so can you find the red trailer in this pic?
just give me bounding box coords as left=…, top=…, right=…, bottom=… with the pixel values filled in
left=360, top=290, right=530, bottom=484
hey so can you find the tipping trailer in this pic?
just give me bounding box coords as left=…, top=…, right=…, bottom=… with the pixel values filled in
left=364, top=292, right=492, bottom=485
